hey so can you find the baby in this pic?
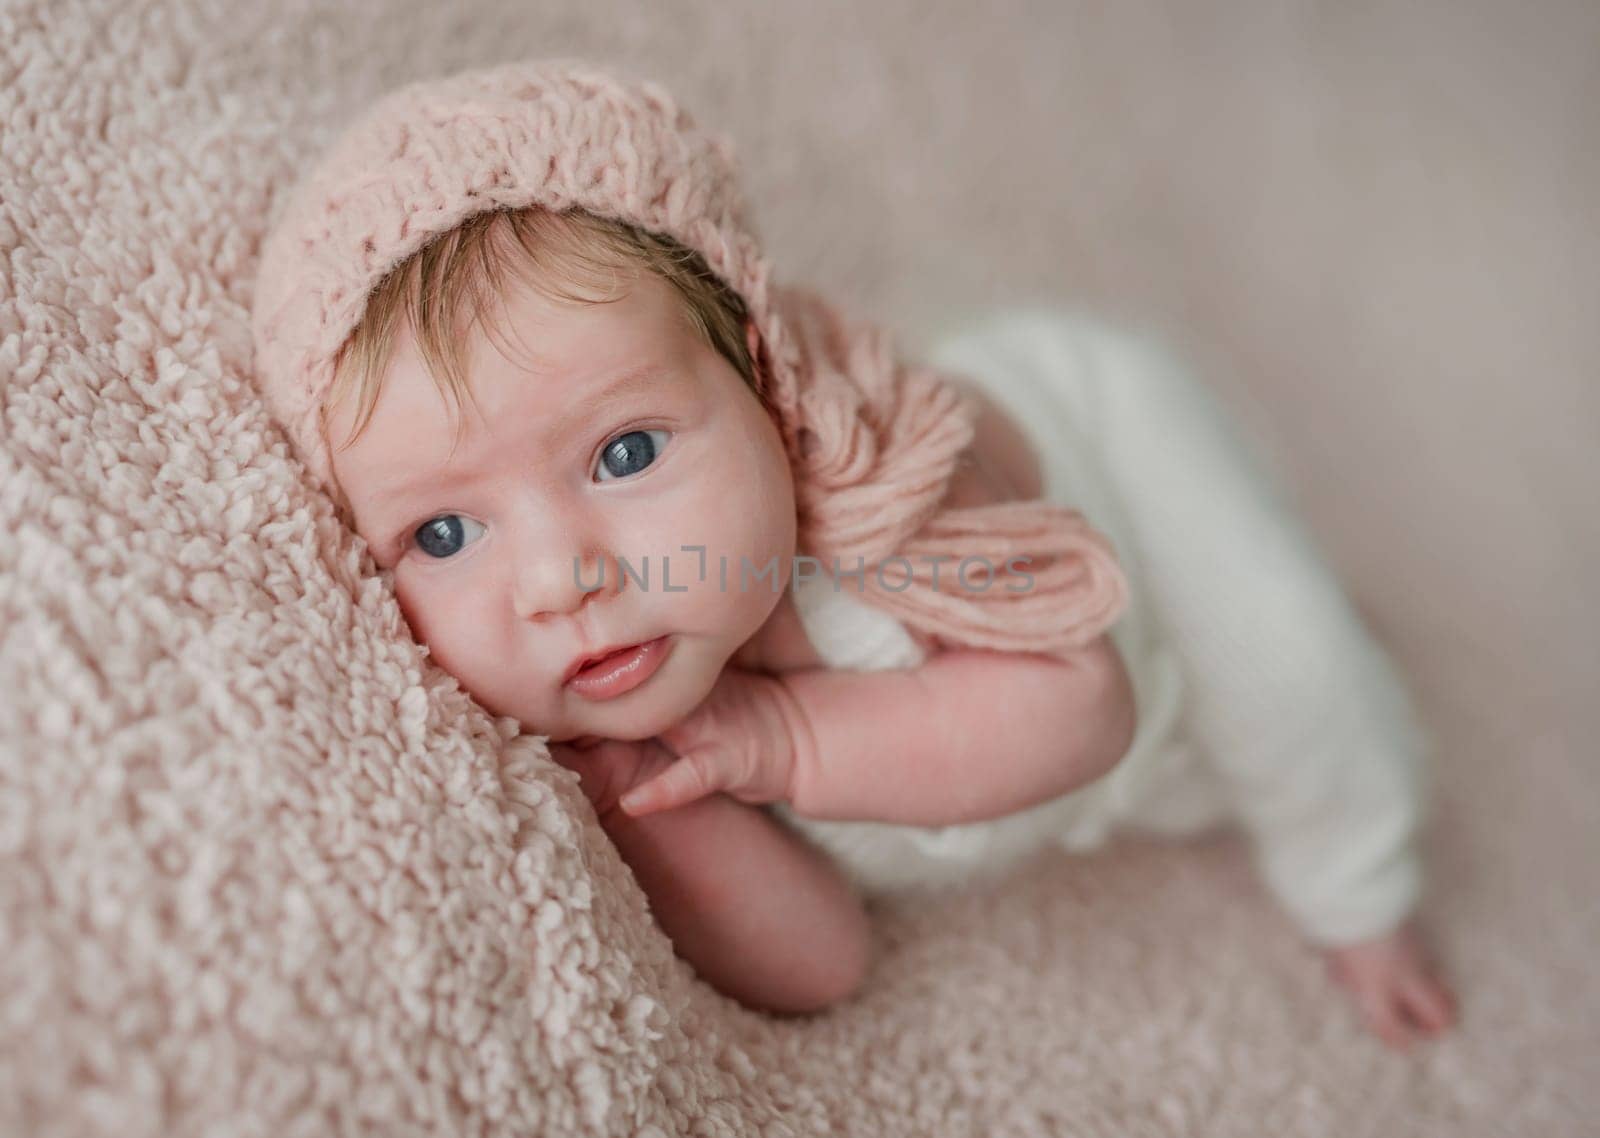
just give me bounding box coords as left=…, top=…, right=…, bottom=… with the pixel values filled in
left=252, top=61, right=1456, bottom=1049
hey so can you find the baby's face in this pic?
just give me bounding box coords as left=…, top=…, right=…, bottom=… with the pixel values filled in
left=326, top=269, right=797, bottom=743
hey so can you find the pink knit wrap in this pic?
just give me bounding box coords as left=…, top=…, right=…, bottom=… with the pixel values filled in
left=250, top=59, right=1129, bottom=657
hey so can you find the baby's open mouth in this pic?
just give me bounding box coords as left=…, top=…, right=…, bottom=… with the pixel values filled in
left=563, top=636, right=674, bottom=701
left=573, top=644, right=640, bottom=676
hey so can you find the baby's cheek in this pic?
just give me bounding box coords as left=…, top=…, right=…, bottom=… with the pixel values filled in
left=714, top=449, right=794, bottom=569
left=399, top=577, right=533, bottom=717
left=393, top=581, right=429, bottom=642
left=394, top=577, right=474, bottom=672
left=669, top=492, right=792, bottom=596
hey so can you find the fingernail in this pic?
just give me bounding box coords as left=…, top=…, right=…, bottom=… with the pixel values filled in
left=619, top=792, right=643, bottom=814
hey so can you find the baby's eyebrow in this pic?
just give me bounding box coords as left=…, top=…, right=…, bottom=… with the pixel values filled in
left=367, top=464, right=481, bottom=518
left=562, top=362, right=675, bottom=425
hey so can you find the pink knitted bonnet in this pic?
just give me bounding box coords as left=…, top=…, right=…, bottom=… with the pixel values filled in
left=251, top=58, right=1129, bottom=656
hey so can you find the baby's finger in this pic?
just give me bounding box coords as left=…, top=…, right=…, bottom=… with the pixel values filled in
left=618, top=750, right=721, bottom=817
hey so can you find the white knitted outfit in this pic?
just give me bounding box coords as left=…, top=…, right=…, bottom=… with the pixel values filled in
left=769, top=310, right=1432, bottom=948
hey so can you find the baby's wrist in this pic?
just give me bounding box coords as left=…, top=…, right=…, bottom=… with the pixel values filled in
left=764, top=672, right=819, bottom=806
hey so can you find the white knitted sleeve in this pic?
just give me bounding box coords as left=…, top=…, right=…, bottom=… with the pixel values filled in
left=1010, top=312, right=1432, bottom=947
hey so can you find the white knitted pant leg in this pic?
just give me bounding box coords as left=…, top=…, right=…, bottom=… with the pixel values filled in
left=937, top=309, right=1432, bottom=947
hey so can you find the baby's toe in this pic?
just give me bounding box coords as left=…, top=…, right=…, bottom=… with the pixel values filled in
left=1348, top=982, right=1415, bottom=1051
left=1400, top=974, right=1457, bottom=1035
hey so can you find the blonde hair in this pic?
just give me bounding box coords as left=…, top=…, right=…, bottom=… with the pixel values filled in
left=321, top=206, right=757, bottom=484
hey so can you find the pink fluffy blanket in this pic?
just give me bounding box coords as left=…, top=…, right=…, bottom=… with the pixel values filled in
left=3, top=0, right=1594, bottom=1134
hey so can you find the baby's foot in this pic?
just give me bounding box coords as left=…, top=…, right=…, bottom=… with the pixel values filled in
left=1323, top=919, right=1458, bottom=1051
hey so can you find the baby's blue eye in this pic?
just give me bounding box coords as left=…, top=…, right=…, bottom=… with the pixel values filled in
left=595, top=428, right=670, bottom=482
left=413, top=514, right=486, bottom=560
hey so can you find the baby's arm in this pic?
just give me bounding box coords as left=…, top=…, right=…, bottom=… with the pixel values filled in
left=783, top=635, right=1136, bottom=824
left=621, top=634, right=1137, bottom=827
left=550, top=738, right=870, bottom=1014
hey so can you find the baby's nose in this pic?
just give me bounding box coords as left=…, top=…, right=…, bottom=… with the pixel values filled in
left=514, top=548, right=620, bottom=621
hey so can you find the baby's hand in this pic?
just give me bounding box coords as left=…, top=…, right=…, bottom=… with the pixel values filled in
left=1323, top=918, right=1458, bottom=1051
left=547, top=736, right=677, bottom=819
left=617, top=666, right=806, bottom=817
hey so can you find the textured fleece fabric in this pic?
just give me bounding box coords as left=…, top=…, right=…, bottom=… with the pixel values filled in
left=3, top=1, right=1596, bottom=1135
